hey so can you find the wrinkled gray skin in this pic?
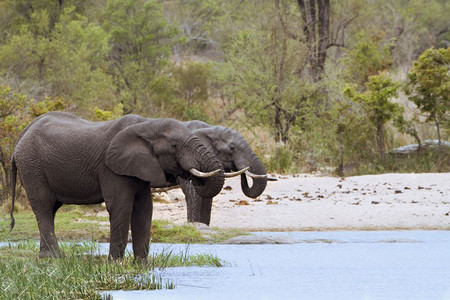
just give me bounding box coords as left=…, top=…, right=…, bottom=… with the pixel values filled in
left=11, top=112, right=224, bottom=260
left=182, top=120, right=267, bottom=225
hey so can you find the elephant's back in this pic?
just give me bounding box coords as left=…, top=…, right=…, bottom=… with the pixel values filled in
left=17, top=112, right=145, bottom=143
left=183, top=120, right=212, bottom=130
left=13, top=112, right=146, bottom=168
left=15, top=112, right=102, bottom=151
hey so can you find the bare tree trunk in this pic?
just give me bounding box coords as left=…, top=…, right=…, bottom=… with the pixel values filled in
left=296, top=0, right=330, bottom=82
left=274, top=105, right=283, bottom=143
left=337, top=129, right=344, bottom=177
left=433, top=113, right=442, bottom=150
left=377, top=123, right=385, bottom=159
left=316, top=0, right=330, bottom=80
left=414, top=133, right=422, bottom=153
left=272, top=27, right=290, bottom=143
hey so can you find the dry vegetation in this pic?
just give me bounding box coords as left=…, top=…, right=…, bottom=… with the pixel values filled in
left=0, top=0, right=449, bottom=202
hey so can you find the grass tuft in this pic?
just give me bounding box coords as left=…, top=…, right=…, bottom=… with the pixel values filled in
left=1, top=209, right=246, bottom=244
left=148, top=245, right=227, bottom=269
left=354, top=148, right=450, bottom=175
left=151, top=221, right=205, bottom=243
left=0, top=241, right=225, bottom=299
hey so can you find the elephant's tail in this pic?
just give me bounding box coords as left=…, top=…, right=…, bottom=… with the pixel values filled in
left=10, top=155, right=17, bottom=232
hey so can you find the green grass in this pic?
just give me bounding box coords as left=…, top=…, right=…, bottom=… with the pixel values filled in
left=0, top=241, right=226, bottom=299
left=355, top=148, right=450, bottom=175
left=0, top=208, right=110, bottom=242
left=151, top=220, right=206, bottom=243
left=1, top=205, right=246, bottom=244
left=0, top=204, right=235, bottom=298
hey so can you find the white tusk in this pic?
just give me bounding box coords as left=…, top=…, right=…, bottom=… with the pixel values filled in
left=189, top=168, right=222, bottom=178
left=224, top=167, right=249, bottom=178
left=245, top=170, right=268, bottom=179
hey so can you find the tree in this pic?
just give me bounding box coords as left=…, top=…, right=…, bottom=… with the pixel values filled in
left=344, top=73, right=401, bottom=158
left=332, top=99, right=360, bottom=176
left=102, top=0, right=181, bottom=114
left=275, top=0, right=330, bottom=82
left=406, top=47, right=449, bottom=148
left=394, top=114, right=422, bottom=152
left=0, top=6, right=113, bottom=111
left=0, top=85, right=65, bottom=203
left=173, top=61, right=212, bottom=106
left=343, top=30, right=394, bottom=88
left=275, top=0, right=358, bottom=82
left=222, top=24, right=320, bottom=143
left=0, top=86, right=27, bottom=201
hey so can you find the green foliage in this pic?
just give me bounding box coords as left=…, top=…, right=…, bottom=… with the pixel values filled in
left=393, top=114, right=422, bottom=147
left=344, top=73, right=401, bottom=157
left=0, top=85, right=65, bottom=203
left=29, top=97, right=66, bottom=118
left=0, top=0, right=448, bottom=176
left=357, top=148, right=450, bottom=175
left=163, top=0, right=252, bottom=53
left=221, top=24, right=321, bottom=143
left=406, top=47, right=449, bottom=142
left=103, top=0, right=181, bottom=114
left=164, top=61, right=213, bottom=121
left=0, top=209, right=244, bottom=244
left=90, top=103, right=124, bottom=121
left=173, top=61, right=212, bottom=105
left=325, top=96, right=375, bottom=175
left=402, top=0, right=450, bottom=48
left=0, top=86, right=28, bottom=201
left=147, top=74, right=184, bottom=118
left=0, top=0, right=100, bottom=35
left=350, top=74, right=401, bottom=125
left=344, top=30, right=394, bottom=87
left=407, top=48, right=449, bottom=114
left=0, top=6, right=114, bottom=110
left=183, top=104, right=211, bottom=123
left=151, top=221, right=205, bottom=244
left=265, top=145, right=293, bottom=174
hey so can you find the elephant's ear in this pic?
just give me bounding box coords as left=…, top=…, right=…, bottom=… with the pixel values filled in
left=192, top=128, right=216, bottom=150
left=105, top=125, right=166, bottom=185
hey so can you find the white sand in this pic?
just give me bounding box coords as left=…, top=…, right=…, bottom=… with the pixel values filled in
left=152, top=173, right=450, bottom=231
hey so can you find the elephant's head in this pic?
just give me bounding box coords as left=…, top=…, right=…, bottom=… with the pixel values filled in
left=105, top=119, right=224, bottom=198
left=192, top=126, right=267, bottom=198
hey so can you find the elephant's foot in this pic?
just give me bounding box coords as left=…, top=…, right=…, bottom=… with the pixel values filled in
left=39, top=237, right=62, bottom=258
left=39, top=248, right=62, bottom=258
left=108, top=246, right=127, bottom=260
left=133, top=256, right=148, bottom=265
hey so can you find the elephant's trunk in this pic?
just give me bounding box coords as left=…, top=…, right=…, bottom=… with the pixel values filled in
left=240, top=155, right=267, bottom=199
left=182, top=138, right=224, bottom=199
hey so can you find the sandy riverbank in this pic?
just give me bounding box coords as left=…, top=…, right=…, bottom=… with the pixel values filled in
left=152, top=173, right=450, bottom=231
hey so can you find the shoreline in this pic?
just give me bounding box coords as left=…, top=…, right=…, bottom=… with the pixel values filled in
left=153, top=173, right=450, bottom=232
left=223, top=227, right=450, bottom=232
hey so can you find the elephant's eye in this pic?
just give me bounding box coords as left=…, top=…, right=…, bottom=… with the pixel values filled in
left=229, top=145, right=235, bottom=151
left=171, top=142, right=177, bottom=148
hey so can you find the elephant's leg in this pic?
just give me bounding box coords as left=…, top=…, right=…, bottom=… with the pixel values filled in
left=200, top=197, right=212, bottom=226
left=31, top=199, right=63, bottom=258
left=106, top=200, right=134, bottom=259
left=101, top=173, right=137, bottom=260
left=131, top=183, right=152, bottom=260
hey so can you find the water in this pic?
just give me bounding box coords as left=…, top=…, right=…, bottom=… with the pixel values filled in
left=106, top=231, right=450, bottom=300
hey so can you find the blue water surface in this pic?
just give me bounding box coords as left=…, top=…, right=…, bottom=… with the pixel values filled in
left=106, top=231, right=450, bottom=300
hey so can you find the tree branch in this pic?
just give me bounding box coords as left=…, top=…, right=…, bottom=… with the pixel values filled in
left=275, top=0, right=299, bottom=40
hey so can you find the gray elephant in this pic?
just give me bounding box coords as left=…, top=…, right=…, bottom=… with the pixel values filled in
left=181, top=120, right=268, bottom=225
left=10, top=112, right=224, bottom=260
